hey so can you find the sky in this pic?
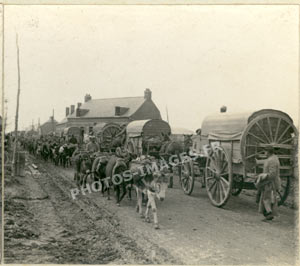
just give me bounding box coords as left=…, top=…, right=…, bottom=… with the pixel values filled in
left=3, top=5, right=299, bottom=132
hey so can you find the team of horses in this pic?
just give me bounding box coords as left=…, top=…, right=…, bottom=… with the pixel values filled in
left=73, top=133, right=193, bottom=229
left=22, top=133, right=193, bottom=229
left=22, top=138, right=76, bottom=168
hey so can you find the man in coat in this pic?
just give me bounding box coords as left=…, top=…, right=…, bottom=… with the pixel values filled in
left=255, top=147, right=281, bottom=221
left=86, top=135, right=100, bottom=153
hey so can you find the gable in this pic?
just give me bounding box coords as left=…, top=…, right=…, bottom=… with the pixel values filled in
left=130, top=100, right=161, bottom=120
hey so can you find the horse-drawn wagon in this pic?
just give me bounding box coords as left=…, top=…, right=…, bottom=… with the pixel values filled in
left=63, top=127, right=82, bottom=142
left=125, top=119, right=171, bottom=157
left=93, top=122, right=126, bottom=152
left=179, top=109, right=298, bottom=207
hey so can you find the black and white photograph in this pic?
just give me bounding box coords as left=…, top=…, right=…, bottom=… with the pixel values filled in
left=2, top=3, right=299, bottom=265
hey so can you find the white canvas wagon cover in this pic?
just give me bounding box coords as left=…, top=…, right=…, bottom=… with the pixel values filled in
left=201, top=109, right=294, bottom=141
left=126, top=119, right=171, bottom=138
left=63, top=127, right=81, bottom=136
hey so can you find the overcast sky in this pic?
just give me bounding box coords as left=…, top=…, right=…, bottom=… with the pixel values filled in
left=4, top=5, right=299, bottom=132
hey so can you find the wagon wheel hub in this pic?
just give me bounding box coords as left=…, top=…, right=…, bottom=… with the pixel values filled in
left=215, top=173, right=221, bottom=180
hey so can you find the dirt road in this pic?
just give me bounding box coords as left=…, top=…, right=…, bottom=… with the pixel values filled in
left=4, top=154, right=299, bottom=264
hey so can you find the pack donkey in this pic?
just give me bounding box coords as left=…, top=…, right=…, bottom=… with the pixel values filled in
left=129, top=157, right=170, bottom=229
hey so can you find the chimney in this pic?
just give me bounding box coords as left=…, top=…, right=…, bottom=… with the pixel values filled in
left=144, top=88, right=152, bottom=100
left=76, top=108, right=80, bottom=117
left=220, top=106, right=227, bottom=113
left=76, top=103, right=82, bottom=117
left=115, top=106, right=121, bottom=116
left=70, top=105, right=75, bottom=114
left=66, top=107, right=70, bottom=117
left=84, top=94, right=92, bottom=102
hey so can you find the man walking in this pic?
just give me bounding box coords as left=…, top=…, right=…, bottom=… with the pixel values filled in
left=255, top=147, right=281, bottom=221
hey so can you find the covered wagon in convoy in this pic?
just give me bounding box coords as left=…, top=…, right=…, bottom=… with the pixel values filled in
left=62, top=127, right=82, bottom=143
left=93, top=122, right=126, bottom=152
left=125, top=119, right=171, bottom=157
left=179, top=109, right=298, bottom=207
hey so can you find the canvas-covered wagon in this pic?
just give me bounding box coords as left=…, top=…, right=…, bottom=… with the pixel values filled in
left=179, top=109, right=298, bottom=207
left=62, top=127, right=82, bottom=142
left=125, top=119, right=171, bottom=157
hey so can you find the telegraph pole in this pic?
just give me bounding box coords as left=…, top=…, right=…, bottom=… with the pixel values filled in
left=12, top=33, right=21, bottom=177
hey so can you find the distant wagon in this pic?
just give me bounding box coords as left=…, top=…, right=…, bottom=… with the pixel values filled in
left=63, top=127, right=82, bottom=142
left=93, top=122, right=125, bottom=152
left=125, top=119, right=171, bottom=157
left=179, top=109, right=298, bottom=207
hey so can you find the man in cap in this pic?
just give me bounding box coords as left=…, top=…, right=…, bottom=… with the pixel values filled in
left=255, top=146, right=281, bottom=221
left=86, top=135, right=100, bottom=153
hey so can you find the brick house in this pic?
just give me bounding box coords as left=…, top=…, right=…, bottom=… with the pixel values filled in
left=56, top=89, right=161, bottom=136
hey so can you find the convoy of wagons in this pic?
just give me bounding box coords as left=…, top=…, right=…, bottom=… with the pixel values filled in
left=57, top=108, right=298, bottom=208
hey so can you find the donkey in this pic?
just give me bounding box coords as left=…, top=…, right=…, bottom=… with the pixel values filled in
left=129, top=157, right=170, bottom=229
left=91, top=155, right=111, bottom=199
left=73, top=152, right=94, bottom=187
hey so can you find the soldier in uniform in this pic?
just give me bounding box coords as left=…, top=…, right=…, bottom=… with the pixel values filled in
left=255, top=147, right=281, bottom=221
left=86, top=135, right=100, bottom=153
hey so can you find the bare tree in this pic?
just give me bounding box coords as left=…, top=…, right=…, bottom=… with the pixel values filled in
left=11, top=34, right=21, bottom=177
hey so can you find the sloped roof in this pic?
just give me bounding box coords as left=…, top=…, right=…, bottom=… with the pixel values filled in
left=68, top=96, right=145, bottom=119
left=41, top=117, right=58, bottom=126
left=58, top=116, right=68, bottom=125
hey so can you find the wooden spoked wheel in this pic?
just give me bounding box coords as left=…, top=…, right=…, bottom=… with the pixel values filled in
left=179, top=161, right=195, bottom=195
left=241, top=114, right=297, bottom=205
left=101, top=124, right=122, bottom=149
left=205, top=146, right=232, bottom=207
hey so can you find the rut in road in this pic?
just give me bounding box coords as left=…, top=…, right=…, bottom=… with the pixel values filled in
left=5, top=155, right=178, bottom=264
left=37, top=158, right=179, bottom=264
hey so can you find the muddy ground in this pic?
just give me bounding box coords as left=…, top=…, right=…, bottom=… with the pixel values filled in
left=4, top=154, right=299, bottom=265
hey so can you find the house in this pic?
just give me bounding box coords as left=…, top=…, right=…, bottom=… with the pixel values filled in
left=40, top=116, right=58, bottom=136
left=56, top=89, right=162, bottom=136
